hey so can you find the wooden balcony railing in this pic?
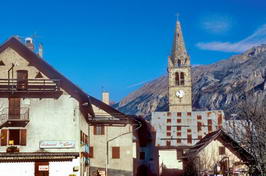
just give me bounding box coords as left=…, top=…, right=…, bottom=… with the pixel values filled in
left=0, top=79, right=60, bottom=93
left=0, top=107, right=30, bottom=128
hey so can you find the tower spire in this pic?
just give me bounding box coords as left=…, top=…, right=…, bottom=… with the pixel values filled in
left=169, top=21, right=190, bottom=68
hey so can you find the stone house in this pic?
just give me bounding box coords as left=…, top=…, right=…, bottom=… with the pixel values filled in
left=183, top=129, right=255, bottom=176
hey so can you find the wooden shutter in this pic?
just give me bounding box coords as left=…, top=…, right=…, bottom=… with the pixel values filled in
left=219, top=146, right=226, bottom=155
left=89, top=147, right=94, bottom=158
left=197, top=122, right=202, bottom=132
left=9, top=98, right=20, bottom=119
left=208, top=119, right=213, bottom=132
left=20, top=129, right=27, bottom=146
left=93, top=126, right=96, bottom=135
left=112, top=147, right=120, bottom=159
left=187, top=134, right=192, bottom=144
left=101, top=126, right=105, bottom=135
left=17, top=70, right=28, bottom=90
left=1, top=129, right=8, bottom=146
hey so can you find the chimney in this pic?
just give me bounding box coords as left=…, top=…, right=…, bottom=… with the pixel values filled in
left=38, top=43, right=43, bottom=58
left=25, top=37, right=34, bottom=51
left=102, top=92, right=110, bottom=105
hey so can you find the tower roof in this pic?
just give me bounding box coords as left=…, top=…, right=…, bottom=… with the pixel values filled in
left=169, top=21, right=190, bottom=67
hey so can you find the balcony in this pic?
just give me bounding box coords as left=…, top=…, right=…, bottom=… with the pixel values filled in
left=0, top=79, right=62, bottom=98
left=0, top=107, right=29, bottom=128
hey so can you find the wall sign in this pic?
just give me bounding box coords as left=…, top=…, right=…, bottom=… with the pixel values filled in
left=39, top=141, right=75, bottom=149
left=39, top=165, right=49, bottom=171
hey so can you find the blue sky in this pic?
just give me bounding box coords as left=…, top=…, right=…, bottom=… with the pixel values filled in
left=0, top=0, right=265, bottom=101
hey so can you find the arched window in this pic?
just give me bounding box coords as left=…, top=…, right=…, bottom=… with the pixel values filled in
left=175, top=72, right=179, bottom=85
left=177, top=59, right=181, bottom=67
left=180, top=72, right=185, bottom=85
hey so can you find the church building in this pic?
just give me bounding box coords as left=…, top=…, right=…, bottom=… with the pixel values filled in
left=150, top=21, right=225, bottom=174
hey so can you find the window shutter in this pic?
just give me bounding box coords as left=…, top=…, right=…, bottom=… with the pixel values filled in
left=101, top=126, right=105, bottom=135
left=1, top=129, right=8, bottom=146
left=112, top=147, right=120, bottom=159
left=93, top=126, right=96, bottom=135
left=89, top=147, right=94, bottom=158
left=20, top=129, right=27, bottom=146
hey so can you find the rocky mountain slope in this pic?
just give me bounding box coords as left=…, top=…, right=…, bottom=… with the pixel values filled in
left=113, top=45, right=266, bottom=119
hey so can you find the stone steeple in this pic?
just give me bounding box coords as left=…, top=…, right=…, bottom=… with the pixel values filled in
left=168, top=20, right=192, bottom=112
left=168, top=21, right=190, bottom=68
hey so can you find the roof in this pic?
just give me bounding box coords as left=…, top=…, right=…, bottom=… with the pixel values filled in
left=184, top=129, right=255, bottom=164
left=0, top=37, right=96, bottom=117
left=0, top=152, right=79, bottom=162
left=0, top=37, right=131, bottom=120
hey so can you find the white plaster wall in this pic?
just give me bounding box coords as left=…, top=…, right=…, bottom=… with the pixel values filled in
left=89, top=124, right=134, bottom=172
left=159, top=150, right=182, bottom=169
left=0, top=162, right=34, bottom=176
left=197, top=139, right=248, bottom=173
left=0, top=95, right=80, bottom=153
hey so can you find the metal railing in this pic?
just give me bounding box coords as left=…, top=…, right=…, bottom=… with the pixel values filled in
left=0, top=79, right=60, bottom=92
left=0, top=107, right=29, bottom=126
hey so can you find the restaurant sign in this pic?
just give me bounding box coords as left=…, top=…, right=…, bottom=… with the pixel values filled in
left=39, top=141, right=75, bottom=149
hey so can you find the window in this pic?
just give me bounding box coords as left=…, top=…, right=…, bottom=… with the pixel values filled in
left=166, top=126, right=171, bottom=131
left=187, top=134, right=192, bottom=144
left=139, top=152, right=145, bottom=160
left=9, top=129, right=20, bottom=145
left=187, top=112, right=191, bottom=116
left=175, top=72, right=180, bottom=86
left=198, top=135, right=202, bottom=140
left=197, top=122, right=202, bottom=132
left=176, top=126, right=181, bottom=131
left=180, top=72, right=185, bottom=85
left=167, top=112, right=172, bottom=116
left=166, top=141, right=171, bottom=146
left=112, top=147, right=120, bottom=159
left=167, top=119, right=171, bottom=123
left=197, top=115, right=202, bottom=120
left=0, top=60, right=5, bottom=66
left=218, top=114, right=223, bottom=127
left=176, top=138, right=181, bottom=144
left=177, top=132, right=181, bottom=136
left=177, top=112, right=182, bottom=117
left=187, top=129, right=191, bottom=133
left=89, top=147, right=94, bottom=158
left=177, top=119, right=181, bottom=123
left=208, top=119, right=212, bottom=132
left=219, top=146, right=225, bottom=155
left=35, top=72, right=44, bottom=78
left=8, top=98, right=20, bottom=119
left=0, top=129, right=26, bottom=146
left=80, top=131, right=88, bottom=144
left=17, top=70, right=28, bottom=90
left=177, top=59, right=181, bottom=67
left=93, top=126, right=105, bottom=135
left=166, top=132, right=171, bottom=136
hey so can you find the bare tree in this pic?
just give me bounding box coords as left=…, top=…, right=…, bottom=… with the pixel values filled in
left=226, top=93, right=266, bottom=175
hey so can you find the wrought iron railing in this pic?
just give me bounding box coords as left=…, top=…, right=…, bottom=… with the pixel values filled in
left=0, top=107, right=29, bottom=126
left=0, top=79, right=60, bottom=92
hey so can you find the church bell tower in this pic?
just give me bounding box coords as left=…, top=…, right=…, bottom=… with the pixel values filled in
left=168, top=21, right=192, bottom=112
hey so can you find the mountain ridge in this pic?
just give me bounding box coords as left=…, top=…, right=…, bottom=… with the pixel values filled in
left=113, top=45, right=266, bottom=119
